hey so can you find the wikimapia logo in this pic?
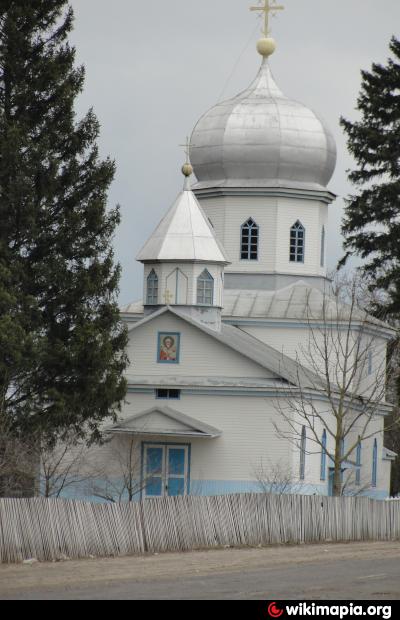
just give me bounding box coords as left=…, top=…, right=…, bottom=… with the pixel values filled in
left=268, top=603, right=284, bottom=618
left=266, top=603, right=392, bottom=620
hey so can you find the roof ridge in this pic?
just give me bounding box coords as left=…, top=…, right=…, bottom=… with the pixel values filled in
left=168, top=306, right=318, bottom=388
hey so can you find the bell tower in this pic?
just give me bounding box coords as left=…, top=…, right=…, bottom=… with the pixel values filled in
left=136, top=160, right=230, bottom=331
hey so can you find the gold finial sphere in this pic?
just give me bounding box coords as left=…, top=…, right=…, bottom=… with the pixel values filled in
left=182, top=163, right=193, bottom=177
left=257, top=37, right=276, bottom=57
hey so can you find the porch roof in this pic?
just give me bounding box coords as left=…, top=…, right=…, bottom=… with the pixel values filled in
left=383, top=447, right=398, bottom=461
left=105, top=406, right=222, bottom=439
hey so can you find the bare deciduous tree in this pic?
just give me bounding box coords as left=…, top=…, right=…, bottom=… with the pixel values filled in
left=89, top=436, right=148, bottom=503
left=253, top=458, right=306, bottom=496
left=274, top=273, right=400, bottom=497
left=38, top=433, right=95, bottom=499
left=0, top=414, right=37, bottom=497
left=0, top=413, right=97, bottom=499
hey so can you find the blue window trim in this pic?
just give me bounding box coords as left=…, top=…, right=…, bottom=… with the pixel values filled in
left=240, top=218, right=259, bottom=262
left=146, top=269, right=159, bottom=305
left=320, top=226, right=325, bottom=268
left=300, top=426, right=306, bottom=480
left=197, top=269, right=214, bottom=306
left=155, top=389, right=181, bottom=401
left=320, top=429, right=327, bottom=481
left=157, top=332, right=181, bottom=365
left=356, top=440, right=362, bottom=485
left=372, top=439, right=378, bottom=487
left=140, top=441, right=191, bottom=500
left=340, top=439, right=345, bottom=483
left=290, top=220, right=305, bottom=264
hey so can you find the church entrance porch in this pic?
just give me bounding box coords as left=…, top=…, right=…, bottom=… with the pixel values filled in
left=142, top=443, right=190, bottom=499
left=104, top=406, right=221, bottom=500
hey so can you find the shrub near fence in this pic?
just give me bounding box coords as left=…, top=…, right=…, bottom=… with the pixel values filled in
left=0, top=494, right=399, bottom=564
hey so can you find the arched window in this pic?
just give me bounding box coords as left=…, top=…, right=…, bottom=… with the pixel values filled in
left=197, top=269, right=214, bottom=306
left=320, top=429, right=327, bottom=481
left=356, top=439, right=362, bottom=486
left=300, top=426, right=306, bottom=480
left=241, top=218, right=259, bottom=261
left=372, top=439, right=378, bottom=487
left=146, top=269, right=159, bottom=305
left=320, top=226, right=326, bottom=267
left=290, top=221, right=305, bottom=263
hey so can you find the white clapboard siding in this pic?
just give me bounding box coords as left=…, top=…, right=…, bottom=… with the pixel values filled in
left=127, top=313, right=276, bottom=379
left=198, top=195, right=328, bottom=277
left=116, top=393, right=290, bottom=482
left=143, top=263, right=224, bottom=308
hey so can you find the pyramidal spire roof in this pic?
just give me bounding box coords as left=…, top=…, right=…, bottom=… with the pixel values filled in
left=136, top=178, right=230, bottom=264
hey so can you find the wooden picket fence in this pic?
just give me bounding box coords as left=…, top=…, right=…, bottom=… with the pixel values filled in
left=0, top=494, right=399, bottom=564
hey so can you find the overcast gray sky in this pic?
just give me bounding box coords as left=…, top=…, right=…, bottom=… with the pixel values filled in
left=69, top=0, right=400, bottom=305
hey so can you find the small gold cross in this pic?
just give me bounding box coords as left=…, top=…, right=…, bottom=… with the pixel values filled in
left=179, top=136, right=191, bottom=164
left=250, top=0, right=284, bottom=37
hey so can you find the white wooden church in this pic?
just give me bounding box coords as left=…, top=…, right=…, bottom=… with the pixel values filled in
left=93, top=7, right=396, bottom=501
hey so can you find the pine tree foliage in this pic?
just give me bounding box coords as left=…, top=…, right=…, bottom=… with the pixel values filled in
left=340, top=37, right=400, bottom=315
left=341, top=37, right=400, bottom=495
left=0, top=1, right=127, bottom=444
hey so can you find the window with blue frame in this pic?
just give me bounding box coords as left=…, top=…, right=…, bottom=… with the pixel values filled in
left=320, top=226, right=325, bottom=268
left=155, top=389, right=181, bottom=400
left=197, top=269, right=214, bottom=306
left=290, top=221, right=305, bottom=263
left=145, top=447, right=164, bottom=497
left=320, top=429, right=327, bottom=481
left=340, top=438, right=345, bottom=483
left=143, top=443, right=189, bottom=499
left=241, top=218, right=259, bottom=260
left=356, top=440, right=362, bottom=485
left=146, top=269, right=159, bottom=305
left=372, top=439, right=378, bottom=487
left=300, top=426, right=306, bottom=480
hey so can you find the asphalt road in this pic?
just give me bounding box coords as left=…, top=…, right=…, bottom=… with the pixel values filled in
left=1, top=542, right=399, bottom=600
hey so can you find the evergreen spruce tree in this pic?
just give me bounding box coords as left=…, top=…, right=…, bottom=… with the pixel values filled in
left=340, top=37, right=400, bottom=315
left=341, top=37, right=400, bottom=497
left=0, top=1, right=127, bottom=445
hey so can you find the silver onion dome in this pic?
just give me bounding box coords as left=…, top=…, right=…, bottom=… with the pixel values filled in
left=190, top=58, right=337, bottom=192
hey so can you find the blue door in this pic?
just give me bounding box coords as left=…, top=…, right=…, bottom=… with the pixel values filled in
left=167, top=447, right=187, bottom=496
left=144, top=444, right=189, bottom=498
left=145, top=447, right=164, bottom=498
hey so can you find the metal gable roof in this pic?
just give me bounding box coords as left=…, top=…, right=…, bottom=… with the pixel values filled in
left=126, top=375, right=288, bottom=389
left=121, top=282, right=395, bottom=337
left=127, top=305, right=322, bottom=389
left=223, top=282, right=392, bottom=328
left=105, top=406, right=222, bottom=439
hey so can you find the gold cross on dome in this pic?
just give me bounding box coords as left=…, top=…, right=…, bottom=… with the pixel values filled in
left=163, top=289, right=174, bottom=305
left=250, top=0, right=284, bottom=37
